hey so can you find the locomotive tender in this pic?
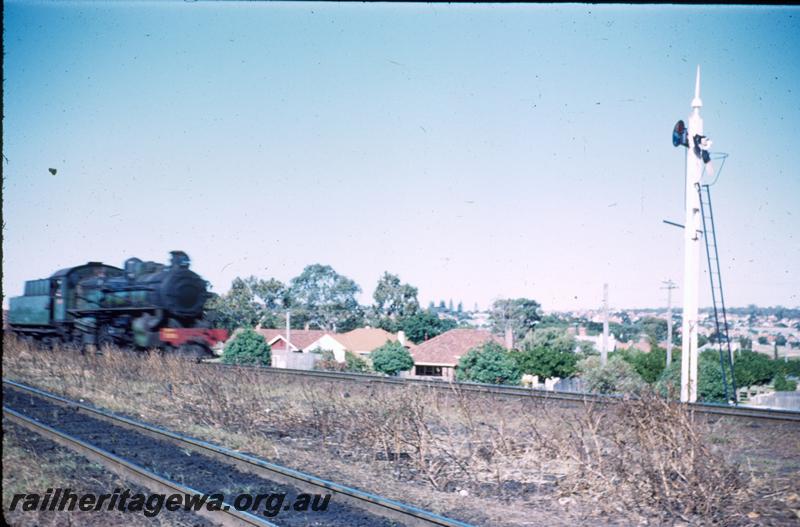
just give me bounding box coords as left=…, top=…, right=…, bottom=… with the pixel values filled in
left=8, top=251, right=227, bottom=356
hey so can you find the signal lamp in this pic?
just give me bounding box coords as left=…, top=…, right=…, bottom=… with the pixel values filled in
left=672, top=120, right=688, bottom=147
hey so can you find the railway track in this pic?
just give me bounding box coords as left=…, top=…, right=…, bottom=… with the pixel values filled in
left=206, top=363, right=800, bottom=423
left=2, top=378, right=474, bottom=527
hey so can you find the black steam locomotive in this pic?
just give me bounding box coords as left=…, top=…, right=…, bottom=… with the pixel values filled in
left=8, top=251, right=227, bottom=356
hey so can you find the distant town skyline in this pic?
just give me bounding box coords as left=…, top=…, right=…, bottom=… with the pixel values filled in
left=3, top=3, right=799, bottom=311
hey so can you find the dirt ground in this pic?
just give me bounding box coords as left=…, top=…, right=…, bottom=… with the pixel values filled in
left=3, top=338, right=799, bottom=526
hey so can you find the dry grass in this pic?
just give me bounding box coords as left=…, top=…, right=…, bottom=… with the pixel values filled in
left=3, top=335, right=799, bottom=526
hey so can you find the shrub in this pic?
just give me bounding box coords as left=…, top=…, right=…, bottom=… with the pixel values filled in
left=552, top=390, right=749, bottom=523
left=314, top=349, right=348, bottom=372
left=777, top=358, right=800, bottom=377
left=371, top=341, right=414, bottom=376
left=773, top=372, right=797, bottom=392
left=578, top=355, right=645, bottom=394
left=345, top=350, right=370, bottom=373
left=456, top=342, right=521, bottom=385
left=222, top=329, right=271, bottom=366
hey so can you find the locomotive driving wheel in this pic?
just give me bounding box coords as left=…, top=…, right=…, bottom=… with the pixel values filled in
left=176, top=342, right=211, bottom=362
left=97, top=324, right=115, bottom=349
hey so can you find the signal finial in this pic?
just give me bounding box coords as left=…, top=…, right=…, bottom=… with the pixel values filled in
left=691, top=65, right=703, bottom=109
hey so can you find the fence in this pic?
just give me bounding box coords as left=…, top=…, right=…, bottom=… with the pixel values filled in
left=271, top=350, right=319, bottom=370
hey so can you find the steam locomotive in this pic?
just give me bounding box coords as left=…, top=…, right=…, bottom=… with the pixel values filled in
left=7, top=251, right=227, bottom=356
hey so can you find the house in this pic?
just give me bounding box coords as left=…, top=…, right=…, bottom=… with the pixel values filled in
left=305, top=327, right=412, bottom=363
left=251, top=328, right=326, bottom=369
left=409, top=328, right=504, bottom=381
left=255, top=328, right=328, bottom=353
left=574, top=327, right=617, bottom=354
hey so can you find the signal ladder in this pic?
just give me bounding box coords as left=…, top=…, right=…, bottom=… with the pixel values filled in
left=697, top=183, right=737, bottom=404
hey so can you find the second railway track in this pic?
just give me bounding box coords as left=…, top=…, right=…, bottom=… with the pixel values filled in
left=2, top=378, right=474, bottom=527
left=206, top=362, right=800, bottom=423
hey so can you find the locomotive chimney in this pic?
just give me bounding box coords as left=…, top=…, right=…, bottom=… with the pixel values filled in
left=169, top=251, right=191, bottom=269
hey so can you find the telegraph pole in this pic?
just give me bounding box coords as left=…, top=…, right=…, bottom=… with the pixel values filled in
left=601, top=283, right=609, bottom=366
left=661, top=280, right=678, bottom=367
left=286, top=310, right=291, bottom=352
left=680, top=67, right=705, bottom=403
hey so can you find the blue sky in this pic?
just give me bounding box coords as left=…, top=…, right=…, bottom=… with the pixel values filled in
left=3, top=2, right=799, bottom=311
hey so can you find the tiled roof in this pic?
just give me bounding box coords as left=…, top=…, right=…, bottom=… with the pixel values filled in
left=336, top=327, right=411, bottom=353
left=411, top=328, right=504, bottom=367
left=256, top=328, right=327, bottom=350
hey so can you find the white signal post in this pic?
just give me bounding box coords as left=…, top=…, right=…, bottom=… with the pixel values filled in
left=680, top=66, right=704, bottom=403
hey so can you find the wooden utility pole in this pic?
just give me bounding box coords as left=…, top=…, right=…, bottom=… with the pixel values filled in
left=602, top=283, right=609, bottom=366
left=661, top=280, right=678, bottom=367
left=286, top=310, right=291, bottom=352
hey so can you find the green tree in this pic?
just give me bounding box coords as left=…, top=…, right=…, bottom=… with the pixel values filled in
left=734, top=350, right=776, bottom=388
left=371, top=272, right=420, bottom=331
left=509, top=328, right=581, bottom=379
left=205, top=277, right=265, bottom=331
left=578, top=355, right=646, bottom=394
left=738, top=336, right=753, bottom=351
left=203, top=293, right=227, bottom=328
left=509, top=345, right=579, bottom=379
left=222, top=329, right=271, bottom=366
left=640, top=317, right=668, bottom=343
left=400, top=310, right=457, bottom=344
left=250, top=277, right=291, bottom=328
left=527, top=327, right=577, bottom=355
left=658, top=350, right=732, bottom=403
left=489, top=298, right=542, bottom=341
left=609, top=322, right=641, bottom=343
left=577, top=340, right=597, bottom=355
left=289, top=264, right=364, bottom=331
left=696, top=353, right=730, bottom=402
left=204, top=276, right=293, bottom=331
left=371, top=341, right=414, bottom=376
left=456, top=342, right=521, bottom=385
left=618, top=345, right=668, bottom=384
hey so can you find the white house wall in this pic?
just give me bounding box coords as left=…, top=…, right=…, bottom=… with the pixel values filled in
left=304, top=334, right=347, bottom=362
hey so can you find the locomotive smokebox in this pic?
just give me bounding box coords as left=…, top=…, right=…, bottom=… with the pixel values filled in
left=159, top=267, right=207, bottom=318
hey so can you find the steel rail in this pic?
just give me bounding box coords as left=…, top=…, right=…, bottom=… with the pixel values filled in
left=2, top=379, right=475, bottom=527
left=205, top=363, right=800, bottom=422
left=2, top=406, right=274, bottom=527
